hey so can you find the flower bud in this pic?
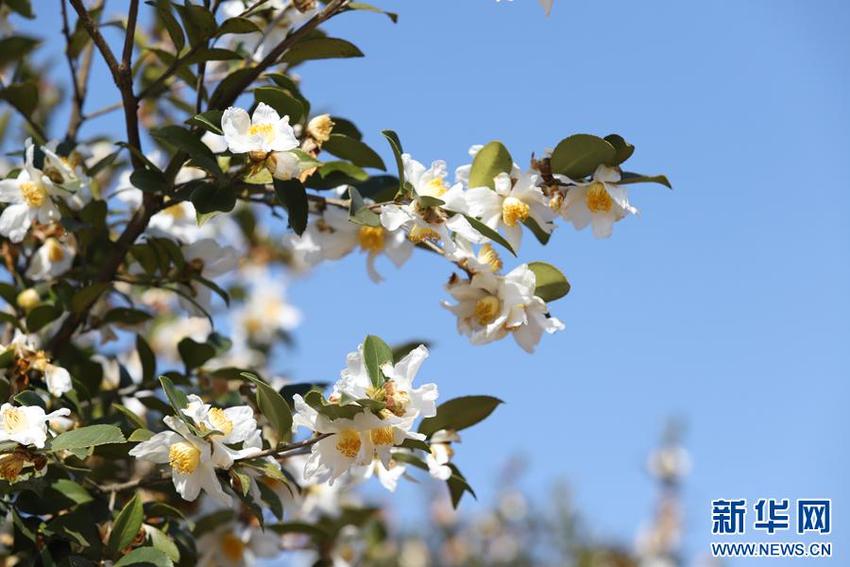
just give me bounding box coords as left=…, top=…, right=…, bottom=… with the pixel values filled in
left=0, top=453, right=26, bottom=482
left=293, top=0, right=317, bottom=12
left=266, top=151, right=301, bottom=181
left=16, top=289, right=40, bottom=312
left=307, top=114, right=334, bottom=144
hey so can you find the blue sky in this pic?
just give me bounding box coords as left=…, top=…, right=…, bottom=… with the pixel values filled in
left=10, top=1, right=850, bottom=564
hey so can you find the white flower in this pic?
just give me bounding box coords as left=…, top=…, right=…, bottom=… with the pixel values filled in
left=333, top=344, right=438, bottom=425
left=6, top=333, right=73, bottom=397
left=379, top=155, right=481, bottom=253
left=292, top=395, right=408, bottom=485
left=465, top=170, right=555, bottom=251
left=425, top=429, right=460, bottom=481
left=267, top=149, right=301, bottom=180
left=445, top=238, right=504, bottom=274
left=0, top=403, right=70, bottom=448
left=179, top=238, right=239, bottom=314
left=234, top=273, right=301, bottom=345
left=196, top=522, right=281, bottom=567
left=559, top=164, right=638, bottom=238
left=180, top=394, right=262, bottom=466
left=128, top=415, right=232, bottom=504
left=0, top=142, right=62, bottom=242
left=352, top=458, right=406, bottom=492
left=221, top=103, right=298, bottom=154
left=25, top=237, right=75, bottom=281
left=443, top=263, right=564, bottom=352
left=311, top=206, right=414, bottom=283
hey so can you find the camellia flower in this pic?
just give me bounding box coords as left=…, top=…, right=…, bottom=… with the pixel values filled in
left=180, top=394, right=263, bottom=466
left=443, top=263, right=564, bottom=352
left=465, top=170, right=556, bottom=251
left=221, top=102, right=298, bottom=155
left=559, top=164, right=638, bottom=238
left=6, top=333, right=73, bottom=397
left=0, top=141, right=62, bottom=242
left=380, top=155, right=481, bottom=253
left=425, top=429, right=460, bottom=480
left=128, top=415, right=232, bottom=504
left=25, top=236, right=75, bottom=281
left=233, top=267, right=301, bottom=345
left=0, top=403, right=70, bottom=448
left=352, top=458, right=407, bottom=492
left=292, top=395, right=410, bottom=485
left=309, top=206, right=414, bottom=283
left=196, top=521, right=281, bottom=567
left=179, top=238, right=240, bottom=314
left=333, top=343, right=439, bottom=426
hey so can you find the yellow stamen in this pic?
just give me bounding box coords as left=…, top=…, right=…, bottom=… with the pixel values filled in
left=207, top=408, right=234, bottom=437
left=383, top=380, right=410, bottom=417
left=220, top=532, right=245, bottom=562
left=478, top=243, right=503, bottom=272
left=46, top=238, right=65, bottom=263
left=168, top=441, right=201, bottom=474
left=585, top=181, right=613, bottom=213
left=501, top=197, right=530, bottom=227
left=30, top=351, right=50, bottom=372
left=2, top=408, right=27, bottom=434
left=163, top=204, right=187, bottom=220
left=370, top=426, right=395, bottom=446
left=20, top=182, right=47, bottom=208
left=358, top=226, right=385, bottom=253
left=336, top=428, right=361, bottom=458
left=474, top=295, right=502, bottom=326
left=425, top=177, right=448, bottom=197
left=407, top=224, right=441, bottom=243
left=248, top=122, right=275, bottom=141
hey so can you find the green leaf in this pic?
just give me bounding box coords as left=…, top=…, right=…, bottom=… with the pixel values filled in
left=108, top=494, right=144, bottom=557
left=619, top=172, right=673, bottom=189
left=209, top=66, right=256, bottom=109
left=70, top=282, right=111, bottom=314
left=136, top=335, right=156, bottom=384
left=273, top=178, right=308, bottom=235
left=322, top=134, right=385, bottom=170
left=604, top=134, right=634, bottom=166
left=254, top=86, right=305, bottom=123
left=456, top=213, right=517, bottom=256
left=348, top=187, right=380, bottom=227
left=347, top=2, right=398, bottom=22
left=523, top=216, right=551, bottom=245
left=128, top=428, right=155, bottom=442
left=190, top=182, right=236, bottom=219
left=2, top=0, right=34, bottom=19
left=159, top=375, right=188, bottom=413
left=527, top=261, right=570, bottom=302
left=363, top=335, right=392, bottom=389
left=0, top=36, right=39, bottom=67
left=114, top=403, right=147, bottom=430
left=186, top=110, right=224, bottom=136
left=50, top=479, right=93, bottom=505
left=102, top=307, right=152, bottom=326
left=381, top=129, right=405, bottom=194
left=216, top=16, right=262, bottom=36
left=242, top=373, right=293, bottom=443
left=418, top=396, right=503, bottom=437
left=446, top=463, right=476, bottom=509
left=114, top=546, right=174, bottom=567
left=0, top=82, right=39, bottom=117
left=146, top=525, right=180, bottom=563
left=154, top=0, right=184, bottom=52
left=281, top=37, right=364, bottom=66
left=25, top=304, right=61, bottom=333
left=549, top=134, right=616, bottom=179
left=174, top=3, right=216, bottom=47
left=151, top=125, right=221, bottom=176
left=304, top=161, right=368, bottom=189
left=468, top=141, right=512, bottom=190
left=177, top=337, right=216, bottom=370
left=303, top=390, right=362, bottom=421
left=51, top=424, right=126, bottom=451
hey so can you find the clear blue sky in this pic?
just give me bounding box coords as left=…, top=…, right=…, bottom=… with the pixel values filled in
left=11, top=1, right=850, bottom=564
